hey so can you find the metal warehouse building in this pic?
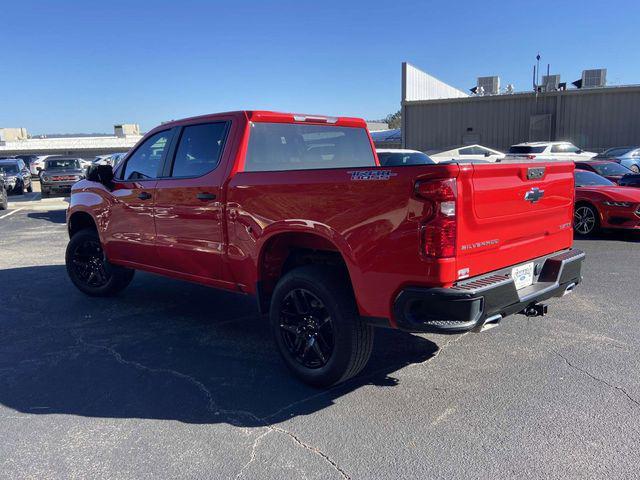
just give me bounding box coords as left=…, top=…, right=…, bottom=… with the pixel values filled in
left=401, top=63, right=640, bottom=153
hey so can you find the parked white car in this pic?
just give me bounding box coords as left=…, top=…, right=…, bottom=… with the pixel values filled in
left=505, top=142, right=597, bottom=161
left=30, top=155, right=51, bottom=175
left=425, top=144, right=505, bottom=163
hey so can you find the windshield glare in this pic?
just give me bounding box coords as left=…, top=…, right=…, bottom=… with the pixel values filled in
left=575, top=170, right=614, bottom=187
left=0, top=164, right=19, bottom=174
left=46, top=159, right=80, bottom=170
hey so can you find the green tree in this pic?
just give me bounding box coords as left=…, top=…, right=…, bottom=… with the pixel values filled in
left=385, top=110, right=401, bottom=129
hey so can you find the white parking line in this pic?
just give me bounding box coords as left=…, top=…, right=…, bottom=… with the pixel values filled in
left=0, top=207, right=24, bottom=219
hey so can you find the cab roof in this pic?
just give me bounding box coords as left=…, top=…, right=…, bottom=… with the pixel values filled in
left=157, top=111, right=367, bottom=130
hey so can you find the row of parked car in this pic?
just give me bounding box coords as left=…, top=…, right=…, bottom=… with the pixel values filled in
left=376, top=142, right=640, bottom=237
left=0, top=152, right=128, bottom=198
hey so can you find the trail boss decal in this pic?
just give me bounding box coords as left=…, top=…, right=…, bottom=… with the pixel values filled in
left=349, top=170, right=398, bottom=181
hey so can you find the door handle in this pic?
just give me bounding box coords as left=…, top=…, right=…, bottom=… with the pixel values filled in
left=138, top=192, right=152, bottom=200
left=196, top=192, right=216, bottom=201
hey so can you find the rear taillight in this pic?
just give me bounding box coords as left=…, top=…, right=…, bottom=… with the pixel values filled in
left=415, top=178, right=457, bottom=258
left=527, top=154, right=537, bottom=160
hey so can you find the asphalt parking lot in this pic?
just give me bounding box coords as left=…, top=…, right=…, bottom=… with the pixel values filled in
left=1, top=192, right=639, bottom=479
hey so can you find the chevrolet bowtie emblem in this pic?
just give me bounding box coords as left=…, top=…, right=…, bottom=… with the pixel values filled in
left=524, top=187, right=544, bottom=204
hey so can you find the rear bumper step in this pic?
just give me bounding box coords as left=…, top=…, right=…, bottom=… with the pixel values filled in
left=388, top=248, right=585, bottom=334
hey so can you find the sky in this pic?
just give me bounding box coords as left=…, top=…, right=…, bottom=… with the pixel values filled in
left=1, top=0, right=639, bottom=134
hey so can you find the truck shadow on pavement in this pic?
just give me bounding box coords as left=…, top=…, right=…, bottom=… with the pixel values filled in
left=0, top=265, right=438, bottom=426
left=26, top=210, right=67, bottom=224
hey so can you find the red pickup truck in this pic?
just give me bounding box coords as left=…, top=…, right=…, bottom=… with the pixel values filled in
left=66, top=111, right=584, bottom=387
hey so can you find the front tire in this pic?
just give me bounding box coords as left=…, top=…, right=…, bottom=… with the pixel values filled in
left=270, top=265, right=374, bottom=388
left=66, top=228, right=135, bottom=296
left=0, top=190, right=7, bottom=210
left=630, top=164, right=640, bottom=173
left=26, top=183, right=33, bottom=193
left=574, top=204, right=599, bottom=236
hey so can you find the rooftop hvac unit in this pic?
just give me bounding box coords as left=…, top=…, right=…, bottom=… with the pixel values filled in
left=581, top=69, right=607, bottom=88
left=542, top=74, right=561, bottom=91
left=477, top=76, right=500, bottom=95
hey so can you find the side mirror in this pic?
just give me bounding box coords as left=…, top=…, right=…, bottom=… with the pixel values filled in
left=575, top=149, right=583, bottom=154
left=484, top=152, right=491, bottom=157
left=87, top=164, right=114, bottom=189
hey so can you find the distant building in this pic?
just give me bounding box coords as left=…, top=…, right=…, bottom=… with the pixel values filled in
left=401, top=63, right=640, bottom=153
left=0, top=128, right=28, bottom=142
left=0, top=124, right=143, bottom=159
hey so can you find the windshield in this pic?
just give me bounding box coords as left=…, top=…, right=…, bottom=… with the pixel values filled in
left=508, top=146, right=546, bottom=154
left=245, top=123, right=376, bottom=172
left=595, top=147, right=635, bottom=158
left=0, top=164, right=19, bottom=175
left=45, top=159, right=80, bottom=170
left=589, top=162, right=631, bottom=176
left=575, top=170, right=615, bottom=187
left=377, top=152, right=434, bottom=166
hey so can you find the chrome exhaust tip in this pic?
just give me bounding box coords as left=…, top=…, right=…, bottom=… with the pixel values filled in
left=563, top=282, right=576, bottom=296
left=472, top=314, right=502, bottom=333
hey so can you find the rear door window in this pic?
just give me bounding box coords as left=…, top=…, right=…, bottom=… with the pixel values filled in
left=121, top=130, right=172, bottom=180
left=244, top=122, right=376, bottom=171
left=170, top=122, right=229, bottom=177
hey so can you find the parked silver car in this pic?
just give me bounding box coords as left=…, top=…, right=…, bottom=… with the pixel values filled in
left=592, top=146, right=640, bottom=173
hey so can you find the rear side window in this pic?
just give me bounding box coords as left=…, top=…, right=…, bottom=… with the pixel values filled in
left=171, top=122, right=229, bottom=177
left=459, top=146, right=489, bottom=155
left=507, top=146, right=546, bottom=154
left=121, top=130, right=172, bottom=180
left=244, top=122, right=376, bottom=172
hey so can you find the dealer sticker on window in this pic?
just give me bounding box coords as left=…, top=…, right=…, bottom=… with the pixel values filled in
left=512, top=262, right=534, bottom=290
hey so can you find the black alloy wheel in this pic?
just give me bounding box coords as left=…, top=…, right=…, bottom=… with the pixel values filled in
left=270, top=265, right=374, bottom=387
left=69, top=236, right=110, bottom=288
left=65, top=228, right=134, bottom=296
left=279, top=288, right=334, bottom=369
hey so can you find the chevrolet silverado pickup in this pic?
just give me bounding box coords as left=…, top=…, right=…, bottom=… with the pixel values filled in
left=66, top=111, right=585, bottom=387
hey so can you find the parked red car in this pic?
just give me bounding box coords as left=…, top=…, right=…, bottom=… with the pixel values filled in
left=574, top=160, right=634, bottom=184
left=574, top=170, right=640, bottom=235
left=66, top=111, right=584, bottom=386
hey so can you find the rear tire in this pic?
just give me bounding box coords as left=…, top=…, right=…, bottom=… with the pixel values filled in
left=41, top=188, right=49, bottom=198
left=574, top=204, right=599, bottom=236
left=26, top=183, right=33, bottom=193
left=270, top=265, right=374, bottom=388
left=66, top=228, right=135, bottom=297
left=0, top=190, right=7, bottom=210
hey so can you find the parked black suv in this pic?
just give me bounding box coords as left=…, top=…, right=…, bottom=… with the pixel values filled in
left=0, top=173, right=8, bottom=210
left=0, top=159, right=33, bottom=195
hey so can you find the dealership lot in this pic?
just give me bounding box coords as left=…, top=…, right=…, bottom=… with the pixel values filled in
left=1, top=200, right=639, bottom=479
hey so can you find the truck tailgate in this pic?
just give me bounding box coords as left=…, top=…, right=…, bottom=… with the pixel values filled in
left=455, top=161, right=575, bottom=280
